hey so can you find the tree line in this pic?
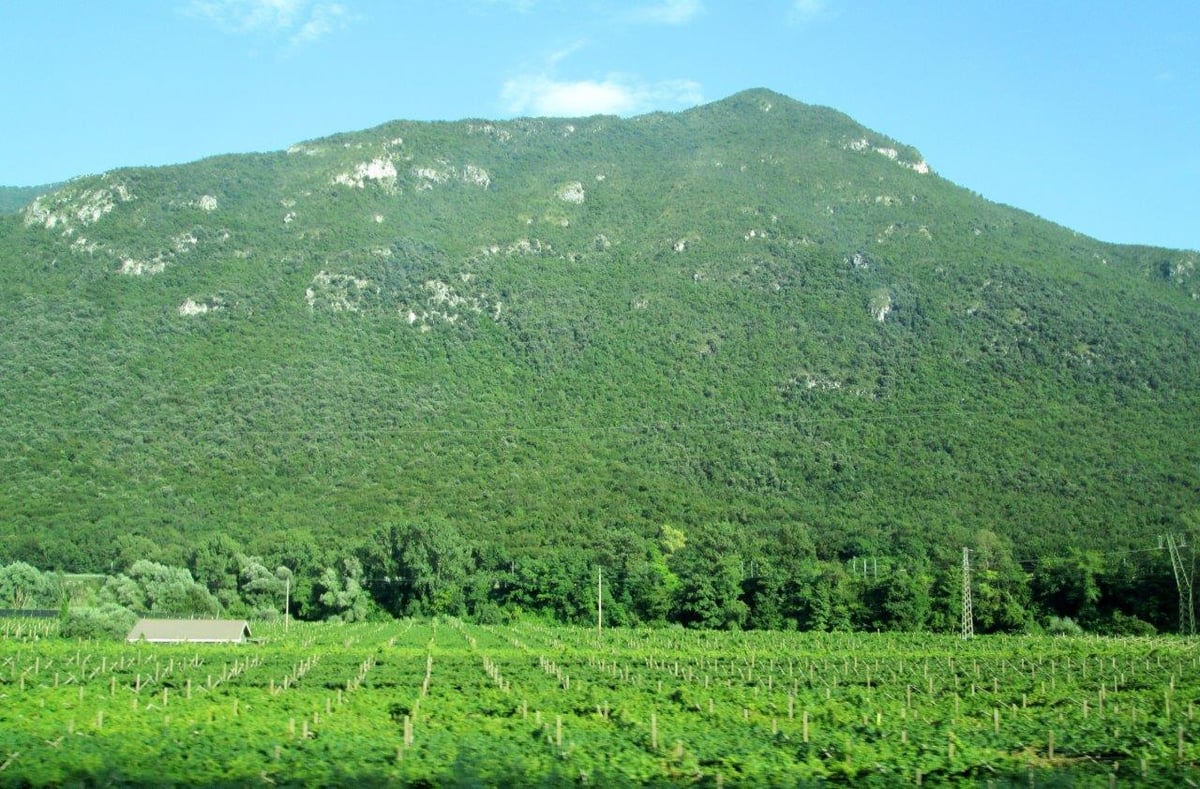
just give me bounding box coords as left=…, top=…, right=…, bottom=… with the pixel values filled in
left=2, top=515, right=1192, bottom=637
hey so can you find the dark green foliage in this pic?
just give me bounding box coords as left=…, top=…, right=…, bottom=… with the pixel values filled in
left=0, top=89, right=1197, bottom=629
left=362, top=520, right=475, bottom=616
left=189, top=533, right=244, bottom=608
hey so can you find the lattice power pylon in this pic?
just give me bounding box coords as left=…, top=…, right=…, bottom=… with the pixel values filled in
left=961, top=547, right=974, bottom=639
left=1166, top=534, right=1196, bottom=636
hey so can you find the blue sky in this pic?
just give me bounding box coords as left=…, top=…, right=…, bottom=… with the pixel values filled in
left=3, top=1, right=1197, bottom=250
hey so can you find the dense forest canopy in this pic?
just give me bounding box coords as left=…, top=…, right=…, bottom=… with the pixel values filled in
left=0, top=89, right=1197, bottom=632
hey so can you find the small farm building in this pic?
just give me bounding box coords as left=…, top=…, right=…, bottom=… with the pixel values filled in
left=127, top=618, right=252, bottom=644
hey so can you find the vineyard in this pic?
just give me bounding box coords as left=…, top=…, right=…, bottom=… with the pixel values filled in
left=1, top=620, right=1198, bottom=785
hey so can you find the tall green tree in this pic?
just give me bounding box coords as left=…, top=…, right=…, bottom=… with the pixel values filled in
left=669, top=523, right=749, bottom=629
left=362, top=520, right=475, bottom=616
left=970, top=530, right=1031, bottom=633
left=112, top=560, right=220, bottom=616
left=1031, top=550, right=1105, bottom=626
left=189, top=534, right=244, bottom=609
left=314, top=557, right=372, bottom=622
left=0, top=562, right=55, bottom=609
left=238, top=556, right=291, bottom=617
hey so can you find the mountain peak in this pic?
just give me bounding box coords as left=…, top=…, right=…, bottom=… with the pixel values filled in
left=0, top=89, right=1197, bottom=608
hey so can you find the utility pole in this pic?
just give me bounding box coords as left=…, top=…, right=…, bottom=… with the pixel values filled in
left=597, top=567, right=603, bottom=636
left=1166, top=534, right=1195, bottom=636
left=285, top=577, right=290, bottom=632
left=961, top=547, right=974, bottom=639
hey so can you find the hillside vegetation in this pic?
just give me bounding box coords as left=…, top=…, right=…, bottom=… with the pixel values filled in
left=0, top=183, right=60, bottom=215
left=1, top=89, right=1197, bottom=631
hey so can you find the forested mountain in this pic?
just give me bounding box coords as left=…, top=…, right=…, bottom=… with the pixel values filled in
left=0, top=183, right=60, bottom=215
left=1, top=89, right=1197, bottom=631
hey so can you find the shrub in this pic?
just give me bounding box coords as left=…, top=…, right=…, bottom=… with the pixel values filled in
left=1099, top=611, right=1157, bottom=636
left=1045, top=615, right=1085, bottom=636
left=61, top=604, right=137, bottom=641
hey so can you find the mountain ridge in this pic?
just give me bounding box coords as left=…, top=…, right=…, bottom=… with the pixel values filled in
left=0, top=88, right=1197, bottom=629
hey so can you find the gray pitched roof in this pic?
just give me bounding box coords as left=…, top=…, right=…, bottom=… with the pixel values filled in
left=127, top=618, right=252, bottom=643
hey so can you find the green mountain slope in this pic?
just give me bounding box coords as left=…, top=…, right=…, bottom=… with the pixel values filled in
left=0, top=183, right=62, bottom=215
left=1, top=89, right=1197, bottom=621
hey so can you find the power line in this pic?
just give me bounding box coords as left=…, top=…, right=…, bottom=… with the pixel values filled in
left=1011, top=543, right=1179, bottom=567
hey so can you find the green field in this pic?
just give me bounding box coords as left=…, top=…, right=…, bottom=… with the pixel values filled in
left=1, top=620, right=1197, bottom=785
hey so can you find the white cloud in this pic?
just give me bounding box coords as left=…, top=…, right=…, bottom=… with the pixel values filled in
left=628, top=0, right=703, bottom=25
left=789, top=0, right=828, bottom=23
left=289, top=2, right=350, bottom=44
left=502, top=74, right=703, bottom=117
left=187, top=0, right=351, bottom=44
